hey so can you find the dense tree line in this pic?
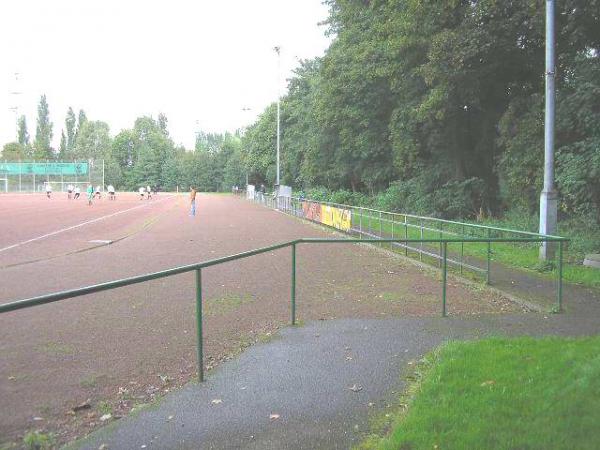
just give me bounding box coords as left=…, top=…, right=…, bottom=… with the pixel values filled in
left=2, top=100, right=246, bottom=192
left=242, top=0, right=600, bottom=223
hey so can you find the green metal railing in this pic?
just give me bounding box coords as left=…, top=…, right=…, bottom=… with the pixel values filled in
left=254, top=194, right=567, bottom=285
left=0, top=237, right=567, bottom=383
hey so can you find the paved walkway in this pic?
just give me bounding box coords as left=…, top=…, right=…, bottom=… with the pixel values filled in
left=75, top=303, right=600, bottom=450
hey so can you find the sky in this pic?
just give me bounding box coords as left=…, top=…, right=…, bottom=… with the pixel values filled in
left=0, top=0, right=332, bottom=150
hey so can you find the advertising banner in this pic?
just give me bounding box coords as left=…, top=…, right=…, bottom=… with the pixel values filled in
left=0, top=162, right=88, bottom=176
left=303, top=202, right=351, bottom=231
left=302, top=201, right=321, bottom=222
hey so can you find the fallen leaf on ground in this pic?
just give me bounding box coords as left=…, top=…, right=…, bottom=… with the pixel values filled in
left=270, top=414, right=280, bottom=420
left=480, top=380, right=496, bottom=387
left=211, top=399, right=222, bottom=405
left=349, top=384, right=363, bottom=392
left=100, top=414, right=112, bottom=422
left=167, top=415, right=174, bottom=421
left=345, top=356, right=353, bottom=361
left=73, top=400, right=91, bottom=412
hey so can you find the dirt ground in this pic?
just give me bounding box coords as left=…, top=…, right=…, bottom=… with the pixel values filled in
left=0, top=193, right=525, bottom=447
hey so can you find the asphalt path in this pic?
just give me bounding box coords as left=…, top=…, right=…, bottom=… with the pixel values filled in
left=75, top=308, right=600, bottom=450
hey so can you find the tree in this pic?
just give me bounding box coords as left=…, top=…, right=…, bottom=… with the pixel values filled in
left=66, top=107, right=77, bottom=151
left=17, top=115, right=29, bottom=147
left=1, top=142, right=25, bottom=160
left=34, top=94, right=53, bottom=160
left=58, top=131, right=67, bottom=159
left=72, top=121, right=112, bottom=160
left=74, top=109, right=88, bottom=147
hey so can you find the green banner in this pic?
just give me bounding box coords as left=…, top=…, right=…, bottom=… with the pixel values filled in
left=0, top=162, right=88, bottom=176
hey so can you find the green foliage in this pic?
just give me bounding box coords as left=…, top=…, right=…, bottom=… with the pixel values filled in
left=17, top=115, right=30, bottom=146
left=65, top=107, right=77, bottom=151
left=33, top=94, right=53, bottom=160
left=1, top=142, right=26, bottom=161
left=241, top=0, right=600, bottom=228
left=23, top=430, right=56, bottom=450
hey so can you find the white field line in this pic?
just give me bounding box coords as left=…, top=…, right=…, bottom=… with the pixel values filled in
left=0, top=195, right=174, bottom=254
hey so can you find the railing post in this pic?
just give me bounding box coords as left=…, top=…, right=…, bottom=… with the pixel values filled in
left=438, top=222, right=443, bottom=268
left=379, top=211, right=383, bottom=246
left=460, top=224, right=465, bottom=275
left=391, top=214, right=395, bottom=251
left=557, top=240, right=563, bottom=312
left=404, top=215, right=408, bottom=256
left=442, top=241, right=448, bottom=317
left=359, top=208, right=363, bottom=238
left=486, top=228, right=492, bottom=285
left=195, top=268, right=204, bottom=382
left=291, top=243, right=296, bottom=325
left=420, top=219, right=424, bottom=262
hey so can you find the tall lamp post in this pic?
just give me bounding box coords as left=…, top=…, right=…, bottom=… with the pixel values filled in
left=274, top=46, right=281, bottom=187
left=539, top=0, right=557, bottom=260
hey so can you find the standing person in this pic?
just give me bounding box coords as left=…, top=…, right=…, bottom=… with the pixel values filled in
left=138, top=186, right=145, bottom=200
left=190, top=186, right=197, bottom=216
left=95, top=185, right=102, bottom=199
left=45, top=183, right=52, bottom=199
left=107, top=184, right=115, bottom=200
left=67, top=184, right=74, bottom=199
left=74, top=186, right=81, bottom=199
left=86, top=184, right=94, bottom=206
left=146, top=185, right=152, bottom=200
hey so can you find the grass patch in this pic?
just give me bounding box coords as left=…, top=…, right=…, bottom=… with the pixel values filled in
left=205, top=293, right=253, bottom=317
left=23, top=431, right=56, bottom=450
left=360, top=336, right=600, bottom=450
left=38, top=341, right=76, bottom=356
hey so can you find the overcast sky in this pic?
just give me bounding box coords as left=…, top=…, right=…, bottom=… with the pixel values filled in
left=1, top=0, right=332, bottom=150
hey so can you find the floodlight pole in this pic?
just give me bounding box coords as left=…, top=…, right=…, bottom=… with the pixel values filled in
left=274, top=46, right=281, bottom=187
left=539, top=0, right=558, bottom=260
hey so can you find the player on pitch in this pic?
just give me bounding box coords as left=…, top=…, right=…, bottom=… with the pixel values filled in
left=67, top=184, right=74, bottom=199
left=190, top=186, right=197, bottom=216
left=86, top=184, right=94, bottom=206
left=45, top=183, right=52, bottom=199
left=74, top=186, right=81, bottom=199
left=107, top=184, right=115, bottom=200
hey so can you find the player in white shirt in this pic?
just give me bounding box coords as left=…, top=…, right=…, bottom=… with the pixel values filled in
left=146, top=185, right=152, bottom=199
left=139, top=186, right=145, bottom=200
left=74, top=186, right=81, bottom=199
left=107, top=184, right=115, bottom=200
left=45, top=183, right=52, bottom=199
left=95, top=185, right=102, bottom=199
left=67, top=184, right=74, bottom=199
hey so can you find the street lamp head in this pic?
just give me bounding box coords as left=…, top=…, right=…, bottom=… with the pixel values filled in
left=274, top=46, right=280, bottom=54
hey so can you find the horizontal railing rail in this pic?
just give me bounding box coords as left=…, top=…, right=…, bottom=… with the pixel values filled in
left=0, top=237, right=567, bottom=383
left=246, top=194, right=567, bottom=285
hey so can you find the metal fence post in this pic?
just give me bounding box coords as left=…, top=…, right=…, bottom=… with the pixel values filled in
left=460, top=224, right=465, bottom=275
left=291, top=243, right=296, bottom=325
left=557, top=240, right=563, bottom=312
left=379, top=211, right=383, bottom=246
left=486, top=228, right=492, bottom=284
left=391, top=214, right=395, bottom=251
left=195, top=268, right=204, bottom=382
left=420, top=219, right=424, bottom=262
left=359, top=208, right=363, bottom=238
left=404, top=215, right=408, bottom=256
left=442, top=241, right=448, bottom=317
left=438, top=223, right=443, bottom=268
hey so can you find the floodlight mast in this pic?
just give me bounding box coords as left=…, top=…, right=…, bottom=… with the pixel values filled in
left=274, top=45, right=281, bottom=187
left=539, top=0, right=557, bottom=260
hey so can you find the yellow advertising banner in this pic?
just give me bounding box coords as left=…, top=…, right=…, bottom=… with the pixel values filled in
left=321, top=205, right=352, bottom=231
